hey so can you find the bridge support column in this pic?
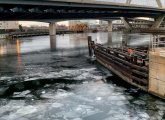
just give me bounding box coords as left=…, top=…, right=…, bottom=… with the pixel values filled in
left=49, top=22, right=56, bottom=50
left=156, top=0, right=163, bottom=9
left=108, top=20, right=113, bottom=32
left=121, top=17, right=132, bottom=30
left=151, top=15, right=165, bottom=29
left=107, top=20, right=113, bottom=45
left=126, top=0, right=131, bottom=5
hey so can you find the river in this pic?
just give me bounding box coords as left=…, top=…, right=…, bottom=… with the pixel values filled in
left=0, top=32, right=164, bottom=120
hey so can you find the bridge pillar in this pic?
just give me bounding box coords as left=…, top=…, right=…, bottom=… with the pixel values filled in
left=121, top=17, right=132, bottom=30
left=108, top=32, right=112, bottom=45
left=108, top=20, right=113, bottom=32
left=49, top=22, right=56, bottom=50
left=126, top=0, right=131, bottom=5
left=156, top=0, right=163, bottom=9
left=49, top=22, right=56, bottom=36
left=151, top=15, right=165, bottom=29
left=107, top=20, right=113, bottom=45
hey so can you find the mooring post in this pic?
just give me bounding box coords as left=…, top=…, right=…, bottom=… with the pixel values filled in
left=88, top=36, right=92, bottom=57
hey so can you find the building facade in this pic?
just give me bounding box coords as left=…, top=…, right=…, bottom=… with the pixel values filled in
left=0, top=21, right=19, bottom=39
left=0, top=21, right=19, bottom=30
left=69, top=20, right=99, bottom=26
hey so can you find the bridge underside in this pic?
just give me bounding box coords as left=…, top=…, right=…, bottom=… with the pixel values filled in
left=0, top=2, right=164, bottom=21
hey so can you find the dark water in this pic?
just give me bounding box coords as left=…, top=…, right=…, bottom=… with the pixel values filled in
left=0, top=32, right=165, bottom=120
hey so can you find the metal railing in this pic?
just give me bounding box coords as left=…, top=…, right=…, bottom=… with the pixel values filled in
left=53, top=0, right=165, bottom=9
left=150, top=35, right=165, bottom=51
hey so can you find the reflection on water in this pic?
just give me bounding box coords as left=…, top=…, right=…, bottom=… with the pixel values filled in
left=0, top=32, right=164, bottom=120
left=50, top=35, right=57, bottom=50
left=16, top=40, right=21, bottom=55
left=0, top=32, right=151, bottom=56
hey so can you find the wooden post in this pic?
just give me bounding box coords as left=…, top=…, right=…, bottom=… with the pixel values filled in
left=88, top=36, right=92, bottom=57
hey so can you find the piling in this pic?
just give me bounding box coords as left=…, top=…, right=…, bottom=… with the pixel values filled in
left=88, top=36, right=92, bottom=57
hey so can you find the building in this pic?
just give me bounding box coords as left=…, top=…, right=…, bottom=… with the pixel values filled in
left=0, top=21, right=19, bottom=30
left=69, top=20, right=99, bottom=26
left=0, top=21, right=19, bottom=39
left=99, top=20, right=108, bottom=26
left=69, top=20, right=89, bottom=32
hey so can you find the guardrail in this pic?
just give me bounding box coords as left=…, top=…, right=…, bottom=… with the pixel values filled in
left=52, top=0, right=164, bottom=9
left=150, top=35, right=165, bottom=50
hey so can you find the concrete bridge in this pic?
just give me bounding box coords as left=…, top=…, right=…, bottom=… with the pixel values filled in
left=0, top=0, right=164, bottom=21
left=113, top=18, right=165, bottom=31
left=1, top=0, right=165, bottom=46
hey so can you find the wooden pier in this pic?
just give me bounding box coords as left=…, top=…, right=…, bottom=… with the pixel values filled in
left=88, top=35, right=165, bottom=99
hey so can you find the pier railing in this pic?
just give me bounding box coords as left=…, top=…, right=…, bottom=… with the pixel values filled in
left=151, top=35, right=165, bottom=51
left=88, top=36, right=149, bottom=90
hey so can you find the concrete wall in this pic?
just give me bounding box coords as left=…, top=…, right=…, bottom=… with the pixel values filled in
left=149, top=48, right=165, bottom=98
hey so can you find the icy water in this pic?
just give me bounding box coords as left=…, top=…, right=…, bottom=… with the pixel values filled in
left=0, top=32, right=165, bottom=120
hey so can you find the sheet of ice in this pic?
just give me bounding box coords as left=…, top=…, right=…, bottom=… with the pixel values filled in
left=40, top=68, right=97, bottom=80
left=108, top=107, right=129, bottom=115
left=0, top=106, right=37, bottom=120
left=155, top=100, right=165, bottom=106
left=108, top=95, right=127, bottom=101
left=80, top=68, right=96, bottom=72
left=104, top=114, right=138, bottom=120
left=13, top=90, right=31, bottom=98
left=0, top=100, right=25, bottom=115
left=110, top=100, right=129, bottom=106
left=93, top=76, right=103, bottom=80
left=52, top=103, right=64, bottom=108
left=16, top=106, right=37, bottom=115
left=4, top=67, right=99, bottom=86
left=63, top=112, right=79, bottom=119
left=41, top=93, right=55, bottom=99
left=95, top=97, right=102, bottom=101
left=138, top=112, right=150, bottom=119
left=81, top=108, right=101, bottom=118
left=133, top=100, right=146, bottom=105
left=41, top=90, right=46, bottom=94
left=0, top=77, right=12, bottom=81
left=73, top=118, right=83, bottom=120
left=156, top=105, right=165, bottom=111
left=55, top=89, right=74, bottom=99
left=75, top=95, right=94, bottom=103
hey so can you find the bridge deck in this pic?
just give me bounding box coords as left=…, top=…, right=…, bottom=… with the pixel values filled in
left=0, top=0, right=164, bottom=20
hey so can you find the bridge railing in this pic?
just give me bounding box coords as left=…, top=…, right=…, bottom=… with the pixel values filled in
left=53, top=0, right=165, bottom=9
left=151, top=35, right=165, bottom=51
left=96, top=0, right=164, bottom=8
